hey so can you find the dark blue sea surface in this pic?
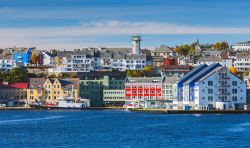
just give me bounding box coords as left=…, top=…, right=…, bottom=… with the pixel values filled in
left=0, top=110, right=250, bottom=147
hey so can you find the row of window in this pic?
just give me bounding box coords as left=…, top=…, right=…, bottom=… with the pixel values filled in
left=104, top=97, right=124, bottom=100
left=104, top=91, right=124, bottom=95
left=126, top=85, right=162, bottom=88
left=202, top=96, right=240, bottom=102
left=126, top=91, right=161, bottom=94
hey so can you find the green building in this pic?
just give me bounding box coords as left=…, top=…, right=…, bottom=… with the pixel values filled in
left=80, top=76, right=125, bottom=107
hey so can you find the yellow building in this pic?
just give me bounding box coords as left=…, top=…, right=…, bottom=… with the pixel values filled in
left=27, top=78, right=79, bottom=105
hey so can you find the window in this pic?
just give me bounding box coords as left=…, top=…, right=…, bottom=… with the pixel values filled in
left=208, top=89, right=213, bottom=94
left=232, top=81, right=237, bottom=86
left=208, top=81, right=213, bottom=86
left=232, top=89, right=237, bottom=94
left=208, top=96, right=213, bottom=101
left=232, top=96, right=237, bottom=101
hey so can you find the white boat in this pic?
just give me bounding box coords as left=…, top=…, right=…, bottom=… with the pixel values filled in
left=56, top=97, right=86, bottom=109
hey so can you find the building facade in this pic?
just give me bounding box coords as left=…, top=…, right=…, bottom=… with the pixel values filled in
left=80, top=76, right=124, bottom=107
left=13, top=48, right=32, bottom=66
left=173, top=63, right=246, bottom=110
left=0, top=82, right=28, bottom=106
left=232, top=41, right=250, bottom=51
left=27, top=78, right=79, bottom=105
left=0, top=54, right=14, bottom=71
left=125, top=77, right=165, bottom=108
left=234, top=51, right=250, bottom=72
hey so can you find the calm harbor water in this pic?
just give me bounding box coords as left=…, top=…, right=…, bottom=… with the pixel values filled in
left=0, top=110, right=250, bottom=147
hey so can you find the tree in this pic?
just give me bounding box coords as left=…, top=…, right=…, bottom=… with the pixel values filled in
left=52, top=49, right=58, bottom=56
left=30, top=54, right=38, bottom=65
left=143, top=65, right=157, bottom=77
left=175, top=44, right=193, bottom=56
left=126, top=70, right=144, bottom=77
left=213, top=41, right=229, bottom=50
left=48, top=74, right=57, bottom=78
left=229, top=66, right=238, bottom=75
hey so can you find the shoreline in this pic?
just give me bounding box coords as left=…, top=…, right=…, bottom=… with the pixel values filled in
left=131, top=109, right=250, bottom=114
left=1, top=107, right=250, bottom=114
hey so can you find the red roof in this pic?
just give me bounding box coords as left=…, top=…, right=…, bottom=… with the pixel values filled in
left=0, top=82, right=28, bottom=89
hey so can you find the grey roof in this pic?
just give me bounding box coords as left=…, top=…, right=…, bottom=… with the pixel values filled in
left=113, top=53, right=126, bottom=59
left=152, top=45, right=173, bottom=53
left=57, top=51, right=72, bottom=58
left=198, top=56, right=222, bottom=62
left=100, top=48, right=132, bottom=53
left=29, top=78, right=79, bottom=89
left=236, top=51, right=250, bottom=58
left=163, top=77, right=178, bottom=84
left=0, top=54, right=12, bottom=59
left=125, top=77, right=164, bottom=83
left=237, top=41, right=250, bottom=45
left=125, top=54, right=146, bottom=60
left=29, top=78, right=46, bottom=89
left=100, top=52, right=112, bottom=58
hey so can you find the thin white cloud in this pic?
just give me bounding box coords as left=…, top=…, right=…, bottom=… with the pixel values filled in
left=1, top=20, right=250, bottom=49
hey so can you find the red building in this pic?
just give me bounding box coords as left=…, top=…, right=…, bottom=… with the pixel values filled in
left=163, top=57, right=178, bottom=66
left=0, top=82, right=28, bottom=106
left=124, top=77, right=164, bottom=108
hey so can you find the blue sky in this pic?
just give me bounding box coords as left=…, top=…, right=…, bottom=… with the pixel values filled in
left=0, top=0, right=250, bottom=49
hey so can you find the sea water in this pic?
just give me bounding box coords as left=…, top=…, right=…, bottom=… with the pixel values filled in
left=0, top=110, right=250, bottom=147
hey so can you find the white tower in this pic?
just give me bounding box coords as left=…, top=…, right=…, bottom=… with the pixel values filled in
left=131, top=35, right=141, bottom=54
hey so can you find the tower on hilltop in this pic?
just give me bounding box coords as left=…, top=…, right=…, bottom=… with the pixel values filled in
left=131, top=35, right=141, bottom=54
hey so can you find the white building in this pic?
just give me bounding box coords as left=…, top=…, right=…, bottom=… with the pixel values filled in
left=173, top=63, right=246, bottom=110
left=0, top=54, right=14, bottom=71
left=234, top=51, right=250, bottom=72
left=232, top=41, right=250, bottom=51
left=42, top=50, right=55, bottom=66
left=131, top=35, right=141, bottom=55
left=197, top=56, right=233, bottom=67
left=50, top=50, right=95, bottom=73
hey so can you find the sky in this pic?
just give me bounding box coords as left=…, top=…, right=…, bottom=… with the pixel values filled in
left=0, top=0, right=250, bottom=50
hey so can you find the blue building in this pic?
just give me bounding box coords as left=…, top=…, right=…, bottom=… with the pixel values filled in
left=13, top=48, right=32, bottom=66
left=173, top=63, right=246, bottom=110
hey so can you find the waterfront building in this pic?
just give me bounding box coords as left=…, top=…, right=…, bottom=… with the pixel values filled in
left=162, top=77, right=178, bottom=109
left=173, top=63, right=246, bottom=110
left=0, top=82, right=28, bottom=106
left=103, top=77, right=125, bottom=106
left=80, top=76, right=124, bottom=107
left=27, top=78, right=79, bottom=105
left=232, top=41, right=250, bottom=51
left=243, top=75, right=250, bottom=105
left=125, top=77, right=165, bottom=108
